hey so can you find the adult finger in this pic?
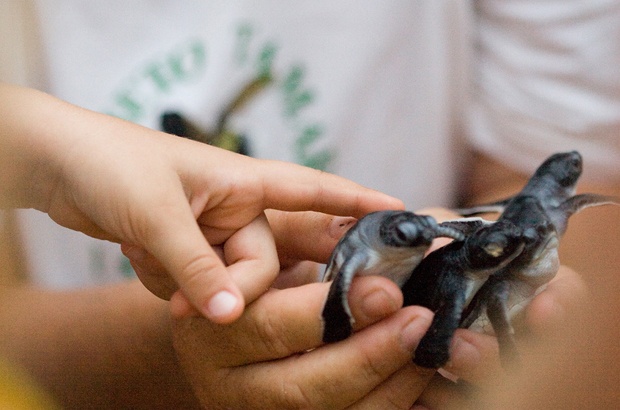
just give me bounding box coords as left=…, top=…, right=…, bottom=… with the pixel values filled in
left=443, top=266, right=586, bottom=384
left=256, top=159, right=405, bottom=218
left=173, top=275, right=404, bottom=367
left=416, top=373, right=478, bottom=410
left=442, top=329, right=502, bottom=384
left=523, top=265, right=587, bottom=335
left=219, top=213, right=279, bottom=304
left=349, top=363, right=435, bottom=410
left=142, top=195, right=245, bottom=324
left=265, top=210, right=357, bottom=263
left=219, top=307, right=434, bottom=409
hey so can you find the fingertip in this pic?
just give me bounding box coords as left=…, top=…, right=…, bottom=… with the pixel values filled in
left=445, top=333, right=482, bottom=372
left=400, top=306, right=435, bottom=351
left=202, top=289, right=245, bottom=324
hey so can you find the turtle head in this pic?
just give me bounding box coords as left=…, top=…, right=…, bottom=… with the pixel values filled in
left=503, top=196, right=554, bottom=247
left=465, top=220, right=525, bottom=270
left=379, top=212, right=440, bottom=248
left=535, top=151, right=583, bottom=190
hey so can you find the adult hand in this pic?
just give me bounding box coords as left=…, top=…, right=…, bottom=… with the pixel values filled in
left=0, top=83, right=402, bottom=323
left=173, top=275, right=435, bottom=409
left=414, top=265, right=587, bottom=409
left=124, top=210, right=359, bottom=315
left=130, top=208, right=455, bottom=408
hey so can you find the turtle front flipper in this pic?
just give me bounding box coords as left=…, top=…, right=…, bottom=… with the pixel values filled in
left=453, top=198, right=512, bottom=217
left=438, top=217, right=494, bottom=237
left=414, top=289, right=467, bottom=369
left=321, top=253, right=368, bottom=343
left=459, top=279, right=491, bottom=329
left=484, top=279, right=520, bottom=369
left=559, top=193, right=620, bottom=215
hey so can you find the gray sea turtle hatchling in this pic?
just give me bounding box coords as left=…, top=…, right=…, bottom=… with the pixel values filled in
left=400, top=218, right=527, bottom=369
left=321, top=210, right=464, bottom=343
left=454, top=151, right=617, bottom=232
left=454, top=151, right=619, bottom=367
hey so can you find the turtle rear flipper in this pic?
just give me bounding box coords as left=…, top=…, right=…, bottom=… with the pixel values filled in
left=486, top=280, right=521, bottom=369
left=460, top=279, right=492, bottom=329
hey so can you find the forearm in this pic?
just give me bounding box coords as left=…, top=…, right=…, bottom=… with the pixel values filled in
left=0, top=83, right=64, bottom=210
left=0, top=281, right=199, bottom=409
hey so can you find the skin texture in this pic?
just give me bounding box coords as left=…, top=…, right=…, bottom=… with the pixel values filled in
left=0, top=83, right=402, bottom=324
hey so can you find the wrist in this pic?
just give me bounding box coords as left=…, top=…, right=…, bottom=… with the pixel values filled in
left=0, top=84, right=65, bottom=211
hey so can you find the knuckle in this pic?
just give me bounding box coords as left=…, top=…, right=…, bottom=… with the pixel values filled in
left=178, top=252, right=223, bottom=289
left=357, top=346, right=389, bottom=385
left=275, top=379, right=317, bottom=410
left=251, top=307, right=296, bottom=358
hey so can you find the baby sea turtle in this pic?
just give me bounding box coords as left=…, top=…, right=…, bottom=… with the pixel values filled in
left=454, top=151, right=619, bottom=366
left=457, top=196, right=557, bottom=367
left=454, top=151, right=617, bottom=234
left=400, top=218, right=526, bottom=369
left=321, top=211, right=464, bottom=343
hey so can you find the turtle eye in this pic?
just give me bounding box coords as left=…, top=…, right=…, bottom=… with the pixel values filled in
left=394, top=222, right=417, bottom=244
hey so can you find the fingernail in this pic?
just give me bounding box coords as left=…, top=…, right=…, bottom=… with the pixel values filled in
left=329, top=217, right=357, bottom=239
left=446, top=335, right=481, bottom=370
left=204, top=290, right=239, bottom=320
left=400, top=311, right=433, bottom=351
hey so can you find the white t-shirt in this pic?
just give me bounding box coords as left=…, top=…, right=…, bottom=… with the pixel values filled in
left=5, top=1, right=618, bottom=288
left=2, top=0, right=472, bottom=287
left=468, top=0, right=620, bottom=184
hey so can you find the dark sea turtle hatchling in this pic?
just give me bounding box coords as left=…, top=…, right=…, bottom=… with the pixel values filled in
left=453, top=151, right=619, bottom=366
left=320, top=210, right=464, bottom=343
left=455, top=196, right=558, bottom=367
left=400, top=218, right=526, bottom=369
left=454, top=151, right=618, bottom=235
